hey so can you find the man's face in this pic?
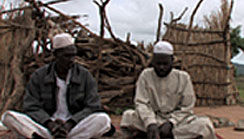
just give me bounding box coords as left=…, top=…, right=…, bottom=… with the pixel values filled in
left=152, top=53, right=173, bottom=78
left=54, top=45, right=77, bottom=72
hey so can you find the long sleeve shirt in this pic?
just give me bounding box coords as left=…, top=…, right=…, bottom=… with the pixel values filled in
left=135, top=68, right=196, bottom=128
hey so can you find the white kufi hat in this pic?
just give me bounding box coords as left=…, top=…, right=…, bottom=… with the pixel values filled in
left=52, top=33, right=74, bottom=49
left=153, top=41, right=173, bottom=55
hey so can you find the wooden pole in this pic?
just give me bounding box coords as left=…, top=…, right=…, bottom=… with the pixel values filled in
left=185, top=0, right=204, bottom=44
left=155, top=4, right=163, bottom=43
left=0, top=0, right=70, bottom=14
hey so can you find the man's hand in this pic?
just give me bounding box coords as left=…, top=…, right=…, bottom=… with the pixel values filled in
left=159, top=121, right=173, bottom=138
left=44, top=120, right=60, bottom=134
left=147, top=123, right=160, bottom=139
left=63, top=119, right=76, bottom=132
left=53, top=129, right=67, bottom=138
left=53, top=119, right=76, bottom=138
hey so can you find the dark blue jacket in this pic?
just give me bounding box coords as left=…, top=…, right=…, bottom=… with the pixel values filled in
left=23, top=62, right=101, bottom=124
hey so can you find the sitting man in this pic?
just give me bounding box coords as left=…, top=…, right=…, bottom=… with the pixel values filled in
left=1, top=33, right=113, bottom=139
left=120, top=41, right=216, bottom=139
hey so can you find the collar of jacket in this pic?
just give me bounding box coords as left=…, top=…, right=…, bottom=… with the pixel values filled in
left=44, top=62, right=82, bottom=85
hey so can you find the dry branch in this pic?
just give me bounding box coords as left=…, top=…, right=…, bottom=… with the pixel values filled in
left=188, top=64, right=231, bottom=69
left=104, top=12, right=116, bottom=40
left=171, top=7, right=188, bottom=23
left=164, top=23, right=224, bottom=34
left=0, top=22, right=48, bottom=33
left=0, top=0, right=70, bottom=14
left=94, top=0, right=110, bottom=38
left=193, top=81, right=231, bottom=86
left=174, top=51, right=226, bottom=64
left=165, top=39, right=227, bottom=46
left=223, top=0, right=234, bottom=62
left=0, top=9, right=35, bottom=115
left=94, top=0, right=117, bottom=40
left=224, top=0, right=234, bottom=31
left=42, top=1, right=98, bottom=37
left=155, top=3, right=163, bottom=43
left=185, top=0, right=204, bottom=44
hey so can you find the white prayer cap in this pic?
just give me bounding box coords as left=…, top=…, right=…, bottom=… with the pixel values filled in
left=153, top=41, right=173, bottom=55
left=52, top=33, right=74, bottom=49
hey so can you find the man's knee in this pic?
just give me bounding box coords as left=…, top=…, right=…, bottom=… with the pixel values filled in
left=1, top=110, right=16, bottom=123
left=199, top=118, right=214, bottom=129
left=121, top=109, right=136, bottom=125
left=91, top=113, right=111, bottom=127
left=122, top=109, right=135, bottom=116
left=197, top=117, right=215, bottom=138
left=1, top=110, right=33, bottom=128
left=96, top=113, right=111, bottom=122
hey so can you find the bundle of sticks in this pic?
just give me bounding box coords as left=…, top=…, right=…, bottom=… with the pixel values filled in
left=13, top=0, right=151, bottom=110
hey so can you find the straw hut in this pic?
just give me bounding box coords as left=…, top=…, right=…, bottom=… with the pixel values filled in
left=162, top=0, right=238, bottom=106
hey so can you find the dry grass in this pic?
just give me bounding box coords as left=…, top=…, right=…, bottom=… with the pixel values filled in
left=203, top=0, right=230, bottom=29
left=162, top=0, right=235, bottom=105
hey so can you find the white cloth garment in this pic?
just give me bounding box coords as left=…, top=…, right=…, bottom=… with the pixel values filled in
left=1, top=110, right=111, bottom=139
left=120, top=68, right=216, bottom=139
left=0, top=121, right=8, bottom=131
left=51, top=73, right=72, bottom=121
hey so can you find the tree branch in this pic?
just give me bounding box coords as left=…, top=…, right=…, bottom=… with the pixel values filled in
left=155, top=3, right=164, bottom=43
left=0, top=0, right=70, bottom=14
left=185, top=0, right=204, bottom=44
left=172, top=7, right=188, bottom=23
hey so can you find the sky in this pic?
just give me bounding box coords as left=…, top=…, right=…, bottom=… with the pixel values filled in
left=2, top=0, right=244, bottom=44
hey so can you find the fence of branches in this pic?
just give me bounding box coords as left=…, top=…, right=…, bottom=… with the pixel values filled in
left=162, top=0, right=238, bottom=106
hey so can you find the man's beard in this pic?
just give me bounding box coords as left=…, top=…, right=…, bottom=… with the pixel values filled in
left=154, top=66, right=173, bottom=78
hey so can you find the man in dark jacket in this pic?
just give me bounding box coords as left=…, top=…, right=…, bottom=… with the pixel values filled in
left=1, top=33, right=113, bottom=139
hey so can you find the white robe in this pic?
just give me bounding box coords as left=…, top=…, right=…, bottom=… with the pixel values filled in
left=1, top=111, right=111, bottom=139
left=120, top=68, right=216, bottom=139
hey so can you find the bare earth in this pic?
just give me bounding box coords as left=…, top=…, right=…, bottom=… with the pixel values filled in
left=1, top=105, right=244, bottom=139
left=111, top=105, right=244, bottom=139
left=194, top=105, right=244, bottom=139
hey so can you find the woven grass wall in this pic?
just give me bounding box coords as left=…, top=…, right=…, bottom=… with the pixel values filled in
left=163, top=0, right=238, bottom=106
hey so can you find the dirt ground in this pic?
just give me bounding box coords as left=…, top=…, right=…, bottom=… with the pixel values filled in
left=1, top=105, right=244, bottom=139
left=194, top=105, right=244, bottom=139
left=110, top=105, right=244, bottom=139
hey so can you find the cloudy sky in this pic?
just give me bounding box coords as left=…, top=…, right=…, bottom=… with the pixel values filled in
left=2, top=0, right=244, bottom=44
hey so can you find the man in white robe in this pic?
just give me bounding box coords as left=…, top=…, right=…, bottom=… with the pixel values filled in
left=120, top=41, right=216, bottom=139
